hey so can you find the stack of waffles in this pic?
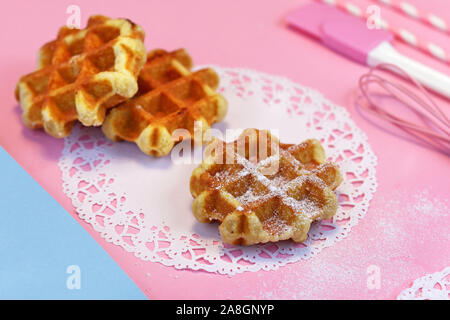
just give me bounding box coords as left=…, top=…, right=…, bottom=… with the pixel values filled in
left=15, top=15, right=227, bottom=151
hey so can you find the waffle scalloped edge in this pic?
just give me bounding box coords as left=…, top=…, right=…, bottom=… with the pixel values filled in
left=101, top=49, right=228, bottom=156
left=189, top=129, right=343, bottom=245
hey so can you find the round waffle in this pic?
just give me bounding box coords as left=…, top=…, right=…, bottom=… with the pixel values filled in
left=190, top=129, right=343, bottom=245
left=102, top=49, right=228, bottom=156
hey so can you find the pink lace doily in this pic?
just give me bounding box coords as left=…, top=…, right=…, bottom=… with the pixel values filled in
left=58, top=67, right=378, bottom=275
left=398, top=267, right=450, bottom=300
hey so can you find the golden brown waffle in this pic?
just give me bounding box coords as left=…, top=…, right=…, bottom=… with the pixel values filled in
left=15, top=15, right=147, bottom=138
left=102, top=49, right=228, bottom=156
left=190, top=129, right=343, bottom=245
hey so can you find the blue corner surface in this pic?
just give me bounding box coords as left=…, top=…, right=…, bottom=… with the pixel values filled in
left=0, top=147, right=146, bottom=299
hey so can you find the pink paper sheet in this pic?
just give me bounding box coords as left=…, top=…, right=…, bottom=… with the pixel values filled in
left=1, top=0, right=449, bottom=299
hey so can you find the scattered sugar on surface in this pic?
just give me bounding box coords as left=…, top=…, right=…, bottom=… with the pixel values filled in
left=218, top=188, right=449, bottom=300
left=367, top=187, right=448, bottom=255
left=413, top=189, right=448, bottom=217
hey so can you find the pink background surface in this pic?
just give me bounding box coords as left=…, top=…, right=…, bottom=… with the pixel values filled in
left=1, top=0, right=449, bottom=299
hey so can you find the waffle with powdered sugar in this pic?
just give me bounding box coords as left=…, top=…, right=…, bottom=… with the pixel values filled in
left=190, top=129, right=342, bottom=245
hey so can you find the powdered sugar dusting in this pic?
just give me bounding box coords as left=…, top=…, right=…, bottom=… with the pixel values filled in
left=209, top=142, right=337, bottom=230
left=413, top=189, right=449, bottom=217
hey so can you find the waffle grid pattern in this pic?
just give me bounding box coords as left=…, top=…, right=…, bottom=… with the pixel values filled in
left=102, top=49, right=227, bottom=156
left=15, top=15, right=146, bottom=137
left=190, top=129, right=342, bottom=245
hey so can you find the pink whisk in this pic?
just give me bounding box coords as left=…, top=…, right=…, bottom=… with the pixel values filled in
left=357, top=63, right=450, bottom=155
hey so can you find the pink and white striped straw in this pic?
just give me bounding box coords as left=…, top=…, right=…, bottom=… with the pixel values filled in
left=315, top=0, right=450, bottom=65
left=373, top=0, right=449, bottom=35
